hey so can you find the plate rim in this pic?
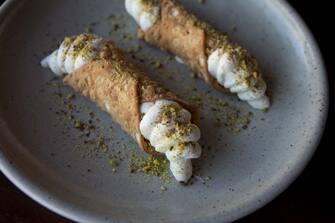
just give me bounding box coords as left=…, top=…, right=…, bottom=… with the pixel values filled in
left=0, top=0, right=329, bottom=222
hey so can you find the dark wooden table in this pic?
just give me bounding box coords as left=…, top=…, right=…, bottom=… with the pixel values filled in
left=1, top=0, right=333, bottom=222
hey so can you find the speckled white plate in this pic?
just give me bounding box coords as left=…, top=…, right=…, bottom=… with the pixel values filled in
left=0, top=0, right=328, bottom=222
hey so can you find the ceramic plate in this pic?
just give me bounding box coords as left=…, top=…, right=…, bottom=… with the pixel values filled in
left=0, top=0, right=328, bottom=222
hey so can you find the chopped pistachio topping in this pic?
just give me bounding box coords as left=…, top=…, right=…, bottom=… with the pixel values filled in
left=129, top=151, right=171, bottom=183
left=157, top=103, right=183, bottom=124
left=109, top=158, right=119, bottom=167
left=165, top=122, right=194, bottom=138
left=140, top=0, right=160, bottom=7
left=153, top=103, right=197, bottom=155
left=65, top=34, right=103, bottom=64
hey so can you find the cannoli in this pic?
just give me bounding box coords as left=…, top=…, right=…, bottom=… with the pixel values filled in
left=126, top=0, right=270, bottom=109
left=41, top=34, right=201, bottom=182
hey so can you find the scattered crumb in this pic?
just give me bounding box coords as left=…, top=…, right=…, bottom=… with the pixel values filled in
left=153, top=61, right=162, bottom=69
left=109, top=158, right=119, bottom=168
left=231, top=26, right=237, bottom=33
left=160, top=186, right=167, bottom=191
left=261, top=108, right=268, bottom=113
left=204, top=176, right=212, bottom=181
left=194, top=175, right=212, bottom=184
left=128, top=151, right=171, bottom=183
left=83, top=27, right=93, bottom=33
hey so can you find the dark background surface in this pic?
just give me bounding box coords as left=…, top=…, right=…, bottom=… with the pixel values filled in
left=0, top=0, right=333, bottom=222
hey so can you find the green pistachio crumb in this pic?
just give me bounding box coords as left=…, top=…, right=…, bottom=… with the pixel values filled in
left=153, top=61, right=162, bottom=69
left=109, top=158, right=119, bottom=168
left=204, top=176, right=212, bottom=181
left=83, top=27, right=93, bottom=33
left=231, top=26, right=237, bottom=32
left=128, top=151, right=171, bottom=183
left=74, top=120, right=85, bottom=130
left=261, top=108, right=268, bottom=113
left=65, top=93, right=75, bottom=100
